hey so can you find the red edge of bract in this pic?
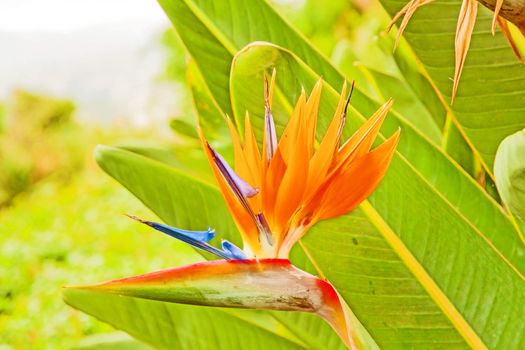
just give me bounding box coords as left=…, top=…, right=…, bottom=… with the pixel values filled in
left=315, top=277, right=340, bottom=304
left=68, top=259, right=293, bottom=289
left=314, top=278, right=356, bottom=350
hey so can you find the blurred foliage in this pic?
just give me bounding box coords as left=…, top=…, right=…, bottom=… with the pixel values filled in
left=160, top=28, right=199, bottom=142
left=0, top=124, right=197, bottom=349
left=0, top=91, right=82, bottom=207
left=160, top=28, right=189, bottom=82
left=0, top=103, right=5, bottom=133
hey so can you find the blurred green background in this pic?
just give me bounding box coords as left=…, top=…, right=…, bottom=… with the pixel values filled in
left=0, top=0, right=401, bottom=348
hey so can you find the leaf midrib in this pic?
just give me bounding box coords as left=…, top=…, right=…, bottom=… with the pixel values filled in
left=230, top=43, right=524, bottom=348
left=226, top=40, right=523, bottom=347
left=359, top=201, right=487, bottom=350
left=257, top=43, right=522, bottom=276
left=161, top=1, right=523, bottom=347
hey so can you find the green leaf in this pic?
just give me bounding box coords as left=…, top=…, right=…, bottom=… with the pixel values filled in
left=227, top=41, right=524, bottom=349
left=65, top=288, right=309, bottom=350
left=374, top=35, right=480, bottom=179
left=186, top=60, right=230, bottom=143
left=494, top=129, right=525, bottom=239
left=380, top=1, right=525, bottom=172
left=72, top=332, right=153, bottom=350
left=169, top=119, right=200, bottom=139
left=355, top=64, right=442, bottom=144
left=70, top=0, right=525, bottom=348
left=156, top=0, right=523, bottom=274
left=376, top=35, right=448, bottom=136
left=109, top=142, right=217, bottom=194
left=69, top=145, right=356, bottom=350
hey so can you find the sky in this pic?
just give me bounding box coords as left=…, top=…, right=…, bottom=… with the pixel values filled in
left=0, top=0, right=180, bottom=125
left=0, top=0, right=167, bottom=33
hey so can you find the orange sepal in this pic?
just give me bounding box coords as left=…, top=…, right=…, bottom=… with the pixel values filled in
left=278, top=91, right=307, bottom=164
left=243, top=112, right=263, bottom=187
left=307, top=82, right=349, bottom=192
left=198, top=127, right=260, bottom=254
left=336, top=99, right=393, bottom=168
left=316, top=129, right=400, bottom=221
left=226, top=116, right=255, bottom=187
left=304, top=79, right=323, bottom=157
left=273, top=105, right=310, bottom=238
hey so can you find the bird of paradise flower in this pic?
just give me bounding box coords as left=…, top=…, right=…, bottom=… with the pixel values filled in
left=66, top=73, right=400, bottom=349
left=387, top=0, right=524, bottom=103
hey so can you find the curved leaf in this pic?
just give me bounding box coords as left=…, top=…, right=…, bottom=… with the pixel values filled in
left=494, top=129, right=525, bottom=239
left=227, top=41, right=525, bottom=349
left=65, top=287, right=309, bottom=350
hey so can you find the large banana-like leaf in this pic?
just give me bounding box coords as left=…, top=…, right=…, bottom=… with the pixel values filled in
left=364, top=37, right=481, bottom=179
left=380, top=0, right=525, bottom=172
left=154, top=0, right=523, bottom=263
left=66, top=0, right=525, bottom=349
left=229, top=41, right=525, bottom=348
left=153, top=0, right=524, bottom=347
left=66, top=287, right=310, bottom=350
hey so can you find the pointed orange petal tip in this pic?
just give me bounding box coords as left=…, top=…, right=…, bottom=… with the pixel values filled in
left=452, top=0, right=478, bottom=103
left=492, top=0, right=504, bottom=35
left=197, top=124, right=207, bottom=145
left=340, top=80, right=348, bottom=95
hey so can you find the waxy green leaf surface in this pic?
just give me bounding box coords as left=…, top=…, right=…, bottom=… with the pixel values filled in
left=65, top=0, right=525, bottom=349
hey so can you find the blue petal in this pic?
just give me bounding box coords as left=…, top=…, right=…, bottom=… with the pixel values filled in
left=145, top=221, right=215, bottom=242
left=127, top=215, right=241, bottom=260
left=207, top=144, right=258, bottom=198
left=221, top=240, right=247, bottom=260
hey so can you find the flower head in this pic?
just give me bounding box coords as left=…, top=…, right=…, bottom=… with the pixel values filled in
left=130, top=74, right=399, bottom=260
left=199, top=72, right=400, bottom=259
left=67, top=75, right=400, bottom=350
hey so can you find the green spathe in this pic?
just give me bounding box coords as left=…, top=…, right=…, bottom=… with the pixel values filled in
left=65, top=259, right=358, bottom=349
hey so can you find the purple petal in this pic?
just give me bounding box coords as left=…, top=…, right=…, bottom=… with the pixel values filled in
left=207, top=144, right=258, bottom=198
left=264, top=106, right=278, bottom=162
left=206, top=142, right=274, bottom=247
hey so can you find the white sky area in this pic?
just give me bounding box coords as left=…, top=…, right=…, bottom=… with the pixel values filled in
left=0, top=0, right=181, bottom=125
left=0, top=0, right=165, bottom=33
